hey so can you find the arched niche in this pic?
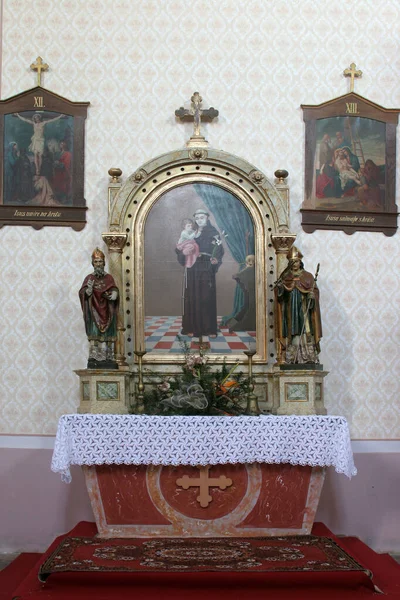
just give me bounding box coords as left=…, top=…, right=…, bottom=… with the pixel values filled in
left=104, top=147, right=293, bottom=368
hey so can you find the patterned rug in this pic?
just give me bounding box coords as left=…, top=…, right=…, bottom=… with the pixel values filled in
left=38, top=535, right=370, bottom=582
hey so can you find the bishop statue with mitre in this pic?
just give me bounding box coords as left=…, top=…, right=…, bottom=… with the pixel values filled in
left=79, top=248, right=119, bottom=368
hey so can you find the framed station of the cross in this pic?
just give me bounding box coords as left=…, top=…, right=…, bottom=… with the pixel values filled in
left=0, top=58, right=89, bottom=230
left=300, top=65, right=400, bottom=236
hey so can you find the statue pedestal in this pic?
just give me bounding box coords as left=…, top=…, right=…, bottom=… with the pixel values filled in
left=273, top=366, right=328, bottom=416
left=75, top=369, right=132, bottom=414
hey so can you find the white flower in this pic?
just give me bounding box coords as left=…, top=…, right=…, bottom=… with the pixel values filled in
left=157, top=380, right=171, bottom=392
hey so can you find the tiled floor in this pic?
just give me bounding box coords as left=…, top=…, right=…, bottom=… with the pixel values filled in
left=145, top=316, right=256, bottom=354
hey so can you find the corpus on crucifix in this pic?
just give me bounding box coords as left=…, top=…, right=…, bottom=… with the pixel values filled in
left=175, top=92, right=219, bottom=147
left=343, top=62, right=362, bottom=93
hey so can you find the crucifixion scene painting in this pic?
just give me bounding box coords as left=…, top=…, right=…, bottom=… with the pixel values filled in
left=3, top=110, right=74, bottom=207
left=144, top=183, right=256, bottom=354
left=314, top=116, right=386, bottom=212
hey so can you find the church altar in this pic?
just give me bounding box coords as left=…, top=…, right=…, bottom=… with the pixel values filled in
left=52, top=414, right=356, bottom=538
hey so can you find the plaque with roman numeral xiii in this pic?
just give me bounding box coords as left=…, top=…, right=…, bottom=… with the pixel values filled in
left=0, top=58, right=89, bottom=230
left=300, top=65, right=399, bottom=236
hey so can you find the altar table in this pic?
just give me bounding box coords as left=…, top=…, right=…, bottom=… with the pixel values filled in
left=52, top=415, right=356, bottom=538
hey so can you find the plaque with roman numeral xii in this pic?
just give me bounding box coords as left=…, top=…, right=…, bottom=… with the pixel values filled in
left=0, top=57, right=89, bottom=230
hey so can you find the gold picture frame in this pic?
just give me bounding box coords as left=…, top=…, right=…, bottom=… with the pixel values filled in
left=104, top=147, right=292, bottom=367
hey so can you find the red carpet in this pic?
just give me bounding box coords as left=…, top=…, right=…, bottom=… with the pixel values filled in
left=0, top=553, right=41, bottom=600
left=2, top=522, right=399, bottom=599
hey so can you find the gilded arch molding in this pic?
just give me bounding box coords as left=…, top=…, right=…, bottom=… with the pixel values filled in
left=104, top=147, right=293, bottom=367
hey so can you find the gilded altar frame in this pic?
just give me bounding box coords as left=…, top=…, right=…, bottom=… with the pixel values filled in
left=104, top=147, right=293, bottom=370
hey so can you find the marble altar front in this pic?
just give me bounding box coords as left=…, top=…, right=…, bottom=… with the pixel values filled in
left=84, top=462, right=325, bottom=538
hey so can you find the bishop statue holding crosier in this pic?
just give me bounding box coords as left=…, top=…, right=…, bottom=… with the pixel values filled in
left=79, top=248, right=119, bottom=369
left=275, top=246, right=322, bottom=365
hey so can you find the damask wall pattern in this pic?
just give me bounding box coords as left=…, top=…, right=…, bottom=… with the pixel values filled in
left=1, top=0, right=399, bottom=438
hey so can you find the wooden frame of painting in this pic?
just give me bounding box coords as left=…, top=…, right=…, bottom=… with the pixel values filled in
left=301, top=92, right=399, bottom=236
left=105, top=147, right=291, bottom=366
left=0, top=86, right=89, bottom=230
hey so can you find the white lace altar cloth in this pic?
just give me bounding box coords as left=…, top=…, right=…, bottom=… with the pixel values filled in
left=51, top=414, right=356, bottom=483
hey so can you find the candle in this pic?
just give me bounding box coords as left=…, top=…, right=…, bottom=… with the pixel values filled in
left=248, top=340, right=256, bottom=354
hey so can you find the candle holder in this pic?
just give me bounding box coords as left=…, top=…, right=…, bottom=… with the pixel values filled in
left=134, top=350, right=147, bottom=414
left=244, top=349, right=260, bottom=416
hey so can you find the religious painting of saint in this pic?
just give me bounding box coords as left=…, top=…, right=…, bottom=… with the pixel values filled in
left=4, top=111, right=74, bottom=207
left=144, top=183, right=256, bottom=355
left=312, top=116, right=385, bottom=212
left=0, top=83, right=89, bottom=230
left=301, top=92, right=399, bottom=235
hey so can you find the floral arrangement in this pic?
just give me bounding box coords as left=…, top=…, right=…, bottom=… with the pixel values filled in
left=142, top=339, right=250, bottom=416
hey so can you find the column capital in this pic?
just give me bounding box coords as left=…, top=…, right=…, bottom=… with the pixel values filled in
left=102, top=232, right=128, bottom=253
left=270, top=234, right=296, bottom=255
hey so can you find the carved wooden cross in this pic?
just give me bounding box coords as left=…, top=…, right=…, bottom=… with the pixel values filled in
left=176, top=465, right=232, bottom=508
left=30, top=56, right=49, bottom=87
left=175, top=92, right=219, bottom=139
left=343, top=62, right=362, bottom=93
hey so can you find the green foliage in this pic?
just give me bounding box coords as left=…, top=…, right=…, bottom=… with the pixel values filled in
left=141, top=339, right=250, bottom=416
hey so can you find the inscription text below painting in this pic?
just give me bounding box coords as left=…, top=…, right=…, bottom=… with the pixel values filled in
left=301, top=64, right=399, bottom=236
left=0, top=58, right=89, bottom=230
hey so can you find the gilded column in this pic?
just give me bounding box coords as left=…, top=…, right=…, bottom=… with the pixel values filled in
left=103, top=233, right=128, bottom=367
left=107, top=168, right=122, bottom=218
left=274, top=169, right=290, bottom=230
left=270, top=234, right=296, bottom=279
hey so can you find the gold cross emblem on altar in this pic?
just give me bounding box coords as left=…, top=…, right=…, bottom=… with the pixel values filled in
left=176, top=465, right=233, bottom=508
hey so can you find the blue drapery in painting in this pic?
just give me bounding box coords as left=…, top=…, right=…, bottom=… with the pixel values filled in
left=193, top=183, right=255, bottom=324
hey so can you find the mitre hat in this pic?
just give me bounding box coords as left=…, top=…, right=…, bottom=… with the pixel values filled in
left=287, top=246, right=303, bottom=261
left=193, top=208, right=210, bottom=217
left=92, top=247, right=105, bottom=262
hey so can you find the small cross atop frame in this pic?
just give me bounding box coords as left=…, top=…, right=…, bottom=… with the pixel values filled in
left=176, top=465, right=232, bottom=508
left=343, top=62, right=362, bottom=93
left=175, top=92, right=219, bottom=148
left=30, top=56, right=49, bottom=87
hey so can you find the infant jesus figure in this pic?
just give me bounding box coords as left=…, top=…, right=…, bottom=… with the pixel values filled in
left=176, top=218, right=200, bottom=268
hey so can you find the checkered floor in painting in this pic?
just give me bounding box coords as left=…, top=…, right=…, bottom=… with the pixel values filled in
left=145, top=316, right=255, bottom=354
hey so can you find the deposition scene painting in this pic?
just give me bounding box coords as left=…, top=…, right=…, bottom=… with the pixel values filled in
left=144, top=183, right=256, bottom=354
left=4, top=110, right=73, bottom=207
left=314, top=116, right=385, bottom=212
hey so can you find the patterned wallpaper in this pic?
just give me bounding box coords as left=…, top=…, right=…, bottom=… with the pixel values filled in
left=1, top=0, right=399, bottom=438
